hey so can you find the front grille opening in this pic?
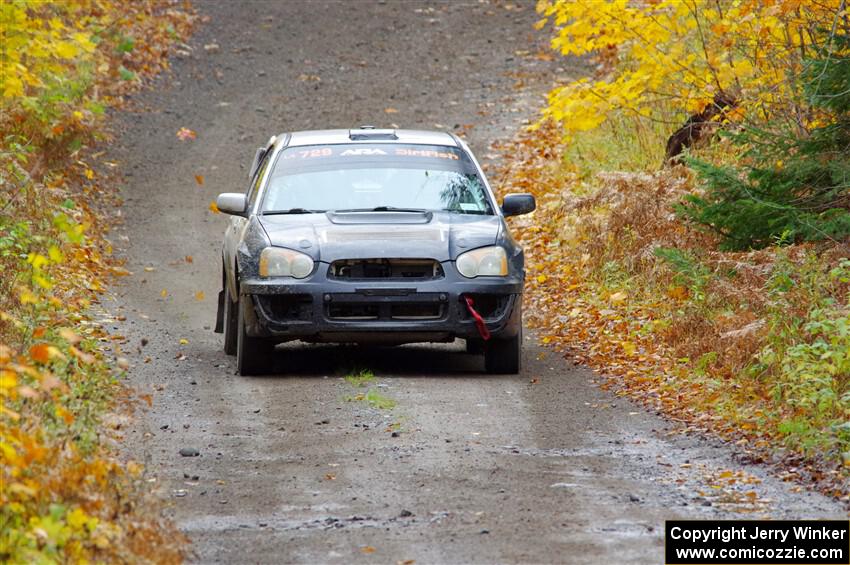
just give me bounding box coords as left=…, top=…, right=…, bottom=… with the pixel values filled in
left=329, top=258, right=444, bottom=280
left=391, top=303, right=442, bottom=320
left=328, top=303, right=379, bottom=320
left=259, top=295, right=313, bottom=321
left=461, top=294, right=509, bottom=321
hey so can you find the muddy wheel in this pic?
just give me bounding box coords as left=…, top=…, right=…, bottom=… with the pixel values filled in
left=465, top=338, right=484, bottom=355
left=484, top=330, right=521, bottom=374
left=236, top=294, right=274, bottom=376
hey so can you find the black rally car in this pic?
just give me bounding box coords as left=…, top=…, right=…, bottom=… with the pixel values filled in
left=214, top=127, right=535, bottom=375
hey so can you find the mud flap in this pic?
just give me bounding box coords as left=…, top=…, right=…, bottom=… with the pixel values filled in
left=214, top=289, right=225, bottom=333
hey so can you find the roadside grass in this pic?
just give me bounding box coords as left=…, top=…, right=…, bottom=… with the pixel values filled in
left=363, top=389, right=397, bottom=410
left=1, top=1, right=193, bottom=561
left=343, top=369, right=397, bottom=411
left=344, top=368, right=376, bottom=388
left=558, top=111, right=672, bottom=176
left=344, top=388, right=398, bottom=411
left=494, top=120, right=850, bottom=500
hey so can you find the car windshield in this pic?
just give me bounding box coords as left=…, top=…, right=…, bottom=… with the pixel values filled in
left=262, top=143, right=493, bottom=215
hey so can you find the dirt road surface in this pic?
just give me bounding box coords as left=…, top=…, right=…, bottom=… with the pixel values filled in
left=107, top=2, right=845, bottom=563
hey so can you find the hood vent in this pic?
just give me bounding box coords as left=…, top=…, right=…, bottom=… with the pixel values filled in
left=324, top=229, right=442, bottom=242
left=326, top=210, right=433, bottom=225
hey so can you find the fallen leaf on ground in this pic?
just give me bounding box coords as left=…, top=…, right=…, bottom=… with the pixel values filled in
left=176, top=127, right=196, bottom=141
left=29, top=344, right=51, bottom=363
left=609, top=291, right=628, bottom=303
left=58, top=328, right=81, bottom=344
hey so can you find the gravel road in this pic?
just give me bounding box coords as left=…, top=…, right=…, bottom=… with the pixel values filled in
left=107, top=2, right=846, bottom=563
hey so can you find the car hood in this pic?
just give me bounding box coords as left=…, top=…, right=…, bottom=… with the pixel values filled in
left=259, top=211, right=501, bottom=262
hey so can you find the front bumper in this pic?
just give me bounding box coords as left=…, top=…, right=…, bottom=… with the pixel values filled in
left=239, top=267, right=523, bottom=344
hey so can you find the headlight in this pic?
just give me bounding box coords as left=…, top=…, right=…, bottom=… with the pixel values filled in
left=455, top=246, right=508, bottom=278
left=258, top=247, right=314, bottom=278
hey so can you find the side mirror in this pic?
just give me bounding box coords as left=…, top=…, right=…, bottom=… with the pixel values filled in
left=501, top=193, right=536, bottom=217
left=248, top=147, right=265, bottom=180
left=216, top=193, right=248, bottom=216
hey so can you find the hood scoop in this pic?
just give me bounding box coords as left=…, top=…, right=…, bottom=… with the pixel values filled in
left=323, top=227, right=443, bottom=243
left=326, top=210, right=433, bottom=225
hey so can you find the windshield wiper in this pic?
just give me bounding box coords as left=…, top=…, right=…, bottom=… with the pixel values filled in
left=262, top=208, right=325, bottom=215
left=333, top=206, right=429, bottom=213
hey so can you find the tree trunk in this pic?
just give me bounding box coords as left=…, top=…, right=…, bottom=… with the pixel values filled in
left=664, top=92, right=736, bottom=164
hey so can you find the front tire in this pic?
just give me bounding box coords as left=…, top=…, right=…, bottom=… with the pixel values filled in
left=465, top=338, right=484, bottom=355
left=236, top=294, right=275, bottom=376
left=484, top=330, right=521, bottom=374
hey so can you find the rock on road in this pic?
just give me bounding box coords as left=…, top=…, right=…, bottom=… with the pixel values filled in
left=109, top=2, right=845, bottom=563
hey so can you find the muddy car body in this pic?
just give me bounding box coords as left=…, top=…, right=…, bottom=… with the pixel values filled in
left=214, top=128, right=535, bottom=375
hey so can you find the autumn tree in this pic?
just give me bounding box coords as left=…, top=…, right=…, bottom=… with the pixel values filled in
left=537, top=0, right=850, bottom=248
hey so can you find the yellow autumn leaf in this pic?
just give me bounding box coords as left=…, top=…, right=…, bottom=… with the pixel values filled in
left=55, top=41, right=78, bottom=59
left=18, top=289, right=38, bottom=305
left=48, top=245, right=63, bottom=263
left=127, top=460, right=143, bottom=476
left=27, top=253, right=48, bottom=269
left=56, top=406, right=74, bottom=424
left=194, top=291, right=205, bottom=301
left=0, top=370, right=18, bottom=390
left=209, top=201, right=220, bottom=214
left=0, top=441, right=21, bottom=466
left=72, top=32, right=97, bottom=53
left=3, top=75, right=24, bottom=97
left=66, top=507, right=90, bottom=530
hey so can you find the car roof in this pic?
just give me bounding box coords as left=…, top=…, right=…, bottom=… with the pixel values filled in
left=282, top=128, right=459, bottom=148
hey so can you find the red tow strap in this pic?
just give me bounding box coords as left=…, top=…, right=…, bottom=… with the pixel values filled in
left=463, top=295, right=491, bottom=341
